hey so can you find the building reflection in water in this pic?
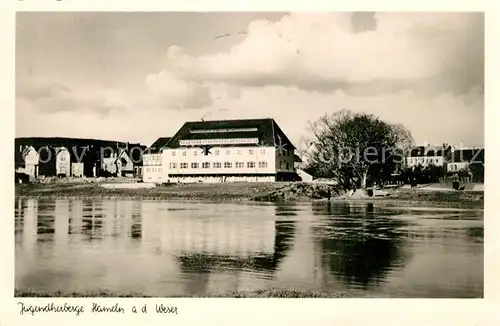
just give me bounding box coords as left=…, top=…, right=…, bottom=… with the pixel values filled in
left=165, top=203, right=295, bottom=296
left=311, top=201, right=409, bottom=289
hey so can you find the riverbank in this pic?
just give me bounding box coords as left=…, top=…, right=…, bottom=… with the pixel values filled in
left=15, top=180, right=483, bottom=205
left=15, top=288, right=364, bottom=298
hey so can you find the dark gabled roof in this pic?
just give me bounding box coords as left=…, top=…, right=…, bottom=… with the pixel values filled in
left=165, top=118, right=295, bottom=149
left=294, top=154, right=303, bottom=163
left=146, top=137, right=172, bottom=153
left=124, top=143, right=145, bottom=163
left=15, top=137, right=128, bottom=150
left=68, top=146, right=92, bottom=162
left=451, top=148, right=484, bottom=163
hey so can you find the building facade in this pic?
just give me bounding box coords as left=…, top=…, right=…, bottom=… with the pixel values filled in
left=55, top=147, right=71, bottom=176
left=143, top=137, right=171, bottom=183
left=22, top=146, right=39, bottom=179
left=147, top=118, right=299, bottom=183
left=406, top=145, right=451, bottom=168
left=447, top=148, right=485, bottom=173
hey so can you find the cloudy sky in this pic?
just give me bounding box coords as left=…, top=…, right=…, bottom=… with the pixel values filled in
left=16, top=12, right=484, bottom=148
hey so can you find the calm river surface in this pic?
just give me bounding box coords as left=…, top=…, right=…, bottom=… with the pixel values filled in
left=14, top=198, right=483, bottom=298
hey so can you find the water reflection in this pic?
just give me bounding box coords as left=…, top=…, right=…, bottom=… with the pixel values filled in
left=14, top=198, right=483, bottom=297
left=311, top=202, right=408, bottom=288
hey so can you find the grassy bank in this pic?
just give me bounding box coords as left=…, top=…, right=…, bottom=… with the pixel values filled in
left=15, top=288, right=364, bottom=298
left=15, top=180, right=483, bottom=205
left=15, top=181, right=341, bottom=202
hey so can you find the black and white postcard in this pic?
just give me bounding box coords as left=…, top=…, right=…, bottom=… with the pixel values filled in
left=1, top=2, right=498, bottom=326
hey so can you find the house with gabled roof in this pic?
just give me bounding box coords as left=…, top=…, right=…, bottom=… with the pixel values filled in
left=21, top=145, right=40, bottom=179
left=142, top=137, right=171, bottom=183
left=159, top=118, right=299, bottom=183
left=447, top=147, right=484, bottom=173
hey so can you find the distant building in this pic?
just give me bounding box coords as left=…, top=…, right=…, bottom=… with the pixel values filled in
left=447, top=148, right=484, bottom=173
left=406, top=145, right=452, bottom=168
left=15, top=137, right=145, bottom=179
left=159, top=118, right=299, bottom=183
left=143, top=137, right=171, bottom=183
left=55, top=147, right=71, bottom=177
left=117, top=148, right=134, bottom=177
left=22, top=146, right=39, bottom=179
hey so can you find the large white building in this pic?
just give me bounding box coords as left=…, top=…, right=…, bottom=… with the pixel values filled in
left=143, top=118, right=299, bottom=183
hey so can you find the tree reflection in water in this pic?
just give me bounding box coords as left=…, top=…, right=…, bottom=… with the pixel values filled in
left=312, top=201, right=410, bottom=289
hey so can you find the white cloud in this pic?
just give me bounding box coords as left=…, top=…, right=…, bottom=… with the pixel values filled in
left=16, top=12, right=483, bottom=147
left=155, top=12, right=483, bottom=93
left=145, top=69, right=212, bottom=110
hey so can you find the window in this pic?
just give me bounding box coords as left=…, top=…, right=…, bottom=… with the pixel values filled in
left=180, top=162, right=188, bottom=169
left=224, top=162, right=232, bottom=168
left=237, top=150, right=242, bottom=155
left=169, top=162, right=177, bottom=169
left=280, top=161, right=284, bottom=169
left=191, top=162, right=199, bottom=168
left=213, top=162, right=222, bottom=168
left=435, top=159, right=439, bottom=164
left=215, top=150, right=220, bottom=156
left=249, top=149, right=254, bottom=155
left=226, top=149, right=231, bottom=155
left=158, top=168, right=162, bottom=173
left=146, top=168, right=150, bottom=172
left=202, top=162, right=210, bottom=169
left=182, top=151, right=187, bottom=156
left=193, top=150, right=198, bottom=156
left=152, top=168, right=156, bottom=173
left=260, top=149, right=265, bottom=155
left=286, top=162, right=290, bottom=170
left=236, top=162, right=244, bottom=168
left=172, top=151, right=176, bottom=156
left=259, top=161, right=267, bottom=168
left=247, top=161, right=255, bottom=168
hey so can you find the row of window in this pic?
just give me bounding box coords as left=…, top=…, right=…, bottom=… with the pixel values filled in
left=170, top=161, right=268, bottom=169
left=171, top=148, right=266, bottom=157
left=145, top=167, right=162, bottom=173
left=168, top=148, right=294, bottom=157
left=408, top=158, right=440, bottom=164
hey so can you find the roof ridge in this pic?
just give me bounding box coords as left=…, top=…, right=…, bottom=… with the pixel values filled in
left=270, top=118, right=277, bottom=147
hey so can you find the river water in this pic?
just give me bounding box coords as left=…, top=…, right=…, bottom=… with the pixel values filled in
left=14, top=198, right=483, bottom=298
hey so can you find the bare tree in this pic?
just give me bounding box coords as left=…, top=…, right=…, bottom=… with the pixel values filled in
left=303, top=110, right=414, bottom=190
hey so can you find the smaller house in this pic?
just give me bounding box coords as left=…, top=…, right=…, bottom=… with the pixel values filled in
left=126, top=143, right=146, bottom=178
left=116, top=148, right=135, bottom=177
left=70, top=146, right=92, bottom=177
left=55, top=147, right=71, bottom=177
left=22, top=146, right=40, bottom=179
left=447, top=148, right=485, bottom=173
